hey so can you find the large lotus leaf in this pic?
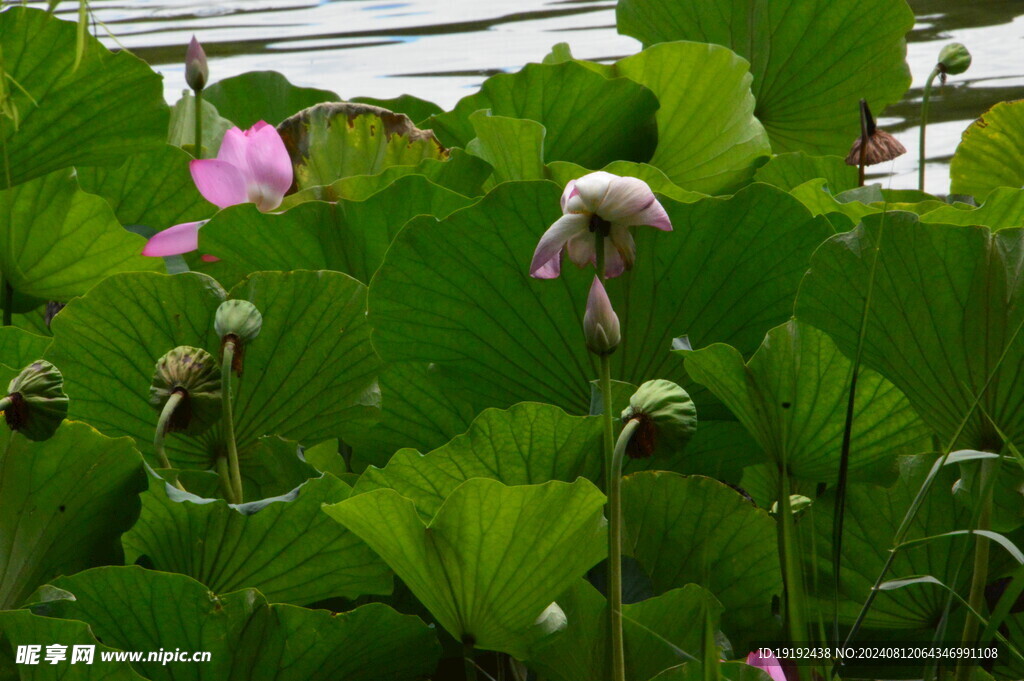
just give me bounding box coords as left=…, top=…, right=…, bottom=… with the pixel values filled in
left=545, top=160, right=703, bottom=204
left=324, top=478, right=607, bottom=658
left=122, top=472, right=390, bottom=604
left=353, top=402, right=602, bottom=517
left=28, top=566, right=439, bottom=681
left=796, top=214, right=1024, bottom=450
left=754, top=152, right=858, bottom=193
left=0, top=170, right=161, bottom=302
left=0, top=327, right=50, bottom=370
left=921, top=188, right=1024, bottom=231
left=45, top=271, right=380, bottom=470
left=351, top=94, right=443, bottom=126
left=683, top=320, right=930, bottom=482
left=621, top=472, right=781, bottom=648
left=0, top=422, right=145, bottom=609
left=77, top=145, right=215, bottom=229
left=526, top=580, right=723, bottom=681
left=167, top=92, right=233, bottom=156
left=199, top=175, right=474, bottom=286
left=204, top=71, right=340, bottom=129
left=809, top=456, right=971, bottom=629
left=365, top=181, right=833, bottom=457
left=614, top=42, right=770, bottom=194
left=0, top=609, right=146, bottom=680
left=277, top=102, right=448, bottom=191
left=427, top=61, right=659, bottom=169
left=0, top=8, right=167, bottom=189
left=950, top=100, right=1024, bottom=201
left=466, top=111, right=546, bottom=186
left=617, top=0, right=914, bottom=155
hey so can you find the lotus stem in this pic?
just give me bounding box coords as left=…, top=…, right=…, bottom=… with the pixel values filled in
left=214, top=455, right=236, bottom=503
left=919, top=67, right=940, bottom=192
left=221, top=340, right=244, bottom=503
left=857, top=99, right=869, bottom=187
left=463, top=640, right=477, bottom=681
left=154, top=391, right=187, bottom=492
left=193, top=88, right=203, bottom=159
left=777, top=464, right=806, bottom=681
left=2, top=278, right=11, bottom=327
left=955, top=457, right=997, bottom=681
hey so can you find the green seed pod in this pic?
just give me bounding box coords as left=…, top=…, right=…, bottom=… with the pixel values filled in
left=620, top=379, right=697, bottom=458
left=3, top=360, right=69, bottom=441
left=938, top=43, right=971, bottom=76
left=149, top=346, right=222, bottom=435
left=214, top=300, right=262, bottom=375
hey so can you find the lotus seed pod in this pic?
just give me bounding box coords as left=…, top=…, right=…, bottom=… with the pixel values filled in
left=149, top=346, right=221, bottom=435
left=620, top=379, right=697, bottom=458
left=3, top=360, right=69, bottom=441
left=215, top=300, right=263, bottom=343
left=938, top=43, right=971, bottom=76
left=185, top=36, right=209, bottom=92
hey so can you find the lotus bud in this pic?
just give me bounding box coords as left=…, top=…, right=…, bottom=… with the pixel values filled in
left=620, top=379, right=697, bottom=459
left=2, top=360, right=68, bottom=441
left=938, top=43, right=971, bottom=77
left=185, top=36, right=209, bottom=92
left=583, top=276, right=620, bottom=356
left=149, top=346, right=221, bottom=435
left=215, top=300, right=262, bottom=375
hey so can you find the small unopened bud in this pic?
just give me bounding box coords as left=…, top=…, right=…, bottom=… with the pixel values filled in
left=185, top=36, right=209, bottom=92
left=620, top=379, right=697, bottom=458
left=215, top=300, right=262, bottom=375
left=3, top=360, right=69, bottom=441
left=583, top=276, right=620, bottom=356
left=938, top=43, right=971, bottom=76
left=149, top=346, right=221, bottom=435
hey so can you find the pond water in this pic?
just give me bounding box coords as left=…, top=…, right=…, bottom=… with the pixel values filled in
left=36, top=0, right=1024, bottom=195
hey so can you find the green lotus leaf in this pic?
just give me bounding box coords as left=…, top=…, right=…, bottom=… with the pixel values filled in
left=122, top=471, right=390, bottom=604
left=921, top=187, right=1024, bottom=230
left=613, top=42, right=770, bottom=194
left=682, top=320, right=930, bottom=482
left=427, top=61, right=659, bottom=169
left=809, top=455, right=971, bottom=629
left=621, top=471, right=781, bottom=649
left=0, top=327, right=50, bottom=373
left=754, top=152, right=858, bottom=193
left=617, top=0, right=914, bottom=155
left=526, top=580, right=723, bottom=681
left=353, top=402, right=602, bottom=517
left=77, top=145, right=215, bottom=229
left=466, top=110, right=546, bottom=186
left=45, top=271, right=380, bottom=473
left=0, top=170, right=161, bottom=302
left=796, top=213, right=1024, bottom=450
left=360, top=181, right=832, bottom=461
left=0, top=421, right=145, bottom=609
left=0, top=7, right=168, bottom=189
left=199, top=175, right=474, bottom=286
left=167, top=91, right=233, bottom=156
left=204, top=70, right=340, bottom=129
left=324, top=478, right=607, bottom=658
left=950, top=100, right=1024, bottom=201
left=25, top=566, right=439, bottom=681
left=351, top=94, right=443, bottom=126
left=278, top=102, right=448, bottom=191
left=0, top=609, right=146, bottom=680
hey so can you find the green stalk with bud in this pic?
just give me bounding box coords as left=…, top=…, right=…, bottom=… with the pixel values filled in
left=186, top=35, right=209, bottom=159
left=919, top=43, right=971, bottom=191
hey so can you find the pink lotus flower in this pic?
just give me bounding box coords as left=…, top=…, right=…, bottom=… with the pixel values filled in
left=530, top=171, right=671, bottom=279
left=745, top=650, right=788, bottom=681
left=142, top=121, right=292, bottom=258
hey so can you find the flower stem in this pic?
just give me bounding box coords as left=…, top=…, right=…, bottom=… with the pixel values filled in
left=463, top=641, right=477, bottom=681
left=0, top=395, right=12, bottom=417
left=857, top=99, right=870, bottom=187
left=221, top=340, right=244, bottom=504
left=777, top=465, right=807, bottom=681
left=2, top=277, right=11, bottom=327
left=193, top=88, right=203, bottom=159
left=955, top=457, right=997, bottom=681
left=214, top=455, right=236, bottom=503
left=918, top=67, right=940, bottom=192
left=154, top=391, right=187, bottom=492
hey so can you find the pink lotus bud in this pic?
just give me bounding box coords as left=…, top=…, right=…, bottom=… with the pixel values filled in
left=583, top=276, right=620, bottom=356
left=185, top=36, right=208, bottom=92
